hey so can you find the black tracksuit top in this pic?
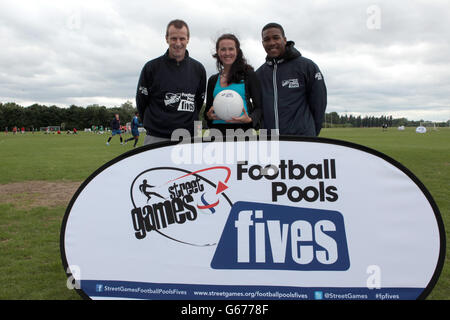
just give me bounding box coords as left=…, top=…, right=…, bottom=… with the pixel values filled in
left=136, top=50, right=206, bottom=138
left=256, top=41, right=327, bottom=137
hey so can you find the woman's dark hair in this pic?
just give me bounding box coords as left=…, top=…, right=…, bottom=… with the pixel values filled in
left=213, top=33, right=253, bottom=85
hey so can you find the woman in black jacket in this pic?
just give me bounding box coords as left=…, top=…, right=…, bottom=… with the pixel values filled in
left=204, top=34, right=263, bottom=135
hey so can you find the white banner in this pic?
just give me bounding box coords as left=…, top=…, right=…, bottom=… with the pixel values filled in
left=61, top=137, right=445, bottom=300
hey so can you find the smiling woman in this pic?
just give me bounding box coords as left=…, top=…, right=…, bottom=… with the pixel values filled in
left=203, top=33, right=263, bottom=133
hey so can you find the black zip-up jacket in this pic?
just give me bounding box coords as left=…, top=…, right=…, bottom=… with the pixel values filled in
left=256, top=41, right=327, bottom=136
left=136, top=50, right=206, bottom=138
left=203, top=70, right=263, bottom=134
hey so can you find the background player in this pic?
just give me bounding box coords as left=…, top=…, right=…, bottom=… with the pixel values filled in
left=106, top=113, right=123, bottom=145
left=125, top=112, right=143, bottom=148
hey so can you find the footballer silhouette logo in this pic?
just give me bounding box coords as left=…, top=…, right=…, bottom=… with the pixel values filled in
left=129, top=167, right=233, bottom=246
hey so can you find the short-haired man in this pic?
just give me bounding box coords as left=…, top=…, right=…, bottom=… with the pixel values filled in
left=106, top=113, right=123, bottom=145
left=256, top=23, right=327, bottom=136
left=136, top=19, right=206, bottom=145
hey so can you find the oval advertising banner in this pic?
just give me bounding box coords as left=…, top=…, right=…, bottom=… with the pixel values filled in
left=61, top=137, right=445, bottom=300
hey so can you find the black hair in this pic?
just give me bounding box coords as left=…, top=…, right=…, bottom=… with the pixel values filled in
left=261, top=22, right=285, bottom=37
left=213, top=33, right=253, bottom=85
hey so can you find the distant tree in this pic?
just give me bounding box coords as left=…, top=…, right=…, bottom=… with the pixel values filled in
left=120, top=100, right=136, bottom=122
left=1, top=102, right=24, bottom=127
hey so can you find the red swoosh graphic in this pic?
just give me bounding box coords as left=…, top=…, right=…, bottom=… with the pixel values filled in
left=167, top=166, right=231, bottom=194
left=197, top=199, right=220, bottom=210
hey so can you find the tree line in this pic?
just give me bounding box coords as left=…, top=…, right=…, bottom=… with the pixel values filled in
left=0, top=101, right=136, bottom=131
left=0, top=101, right=447, bottom=131
left=322, top=112, right=448, bottom=128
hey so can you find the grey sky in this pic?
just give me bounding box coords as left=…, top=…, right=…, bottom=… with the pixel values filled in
left=1, top=0, right=449, bottom=121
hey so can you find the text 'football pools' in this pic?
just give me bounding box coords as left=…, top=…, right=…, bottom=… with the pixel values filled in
left=237, top=159, right=339, bottom=202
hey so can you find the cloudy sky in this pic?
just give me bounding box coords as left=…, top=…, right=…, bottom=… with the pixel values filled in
left=1, top=0, right=449, bottom=121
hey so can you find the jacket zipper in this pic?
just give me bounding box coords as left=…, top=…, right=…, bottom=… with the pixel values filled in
left=272, top=61, right=279, bottom=132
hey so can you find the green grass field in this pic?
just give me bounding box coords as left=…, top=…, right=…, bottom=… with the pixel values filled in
left=0, top=127, right=448, bottom=300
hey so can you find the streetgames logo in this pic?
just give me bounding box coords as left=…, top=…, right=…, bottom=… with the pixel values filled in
left=164, top=92, right=195, bottom=112
left=129, top=167, right=233, bottom=246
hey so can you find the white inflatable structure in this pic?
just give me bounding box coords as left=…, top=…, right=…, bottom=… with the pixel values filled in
left=416, top=126, right=427, bottom=134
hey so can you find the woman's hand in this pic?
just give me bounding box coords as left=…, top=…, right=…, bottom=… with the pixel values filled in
left=206, top=106, right=220, bottom=120
left=226, top=107, right=252, bottom=124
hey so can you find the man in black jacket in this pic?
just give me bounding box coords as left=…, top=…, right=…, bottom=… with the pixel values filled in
left=256, top=23, right=327, bottom=137
left=136, top=19, right=206, bottom=145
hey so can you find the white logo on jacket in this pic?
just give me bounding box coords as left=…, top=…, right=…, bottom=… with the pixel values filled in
left=164, top=92, right=195, bottom=112
left=164, top=93, right=181, bottom=106
left=281, top=79, right=300, bottom=88
left=139, top=86, right=148, bottom=96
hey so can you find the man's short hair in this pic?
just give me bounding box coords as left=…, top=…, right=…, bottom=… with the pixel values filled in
left=261, top=22, right=285, bottom=37
left=166, top=19, right=190, bottom=38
